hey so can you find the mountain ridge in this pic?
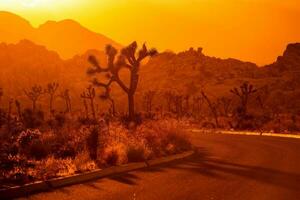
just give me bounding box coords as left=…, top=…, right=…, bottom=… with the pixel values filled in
left=0, top=11, right=122, bottom=59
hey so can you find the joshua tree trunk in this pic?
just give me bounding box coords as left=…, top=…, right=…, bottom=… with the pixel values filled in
left=90, top=98, right=96, bottom=119
left=83, top=99, right=89, bottom=119
left=15, top=100, right=22, bottom=122
left=128, top=93, right=135, bottom=120
left=49, top=96, right=54, bottom=114
left=201, top=91, right=219, bottom=128
left=32, top=100, right=37, bottom=113
left=109, top=97, right=116, bottom=116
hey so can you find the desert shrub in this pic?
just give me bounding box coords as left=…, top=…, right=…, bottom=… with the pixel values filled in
left=73, top=151, right=96, bottom=173
left=77, top=116, right=98, bottom=126
left=127, top=141, right=150, bottom=162
left=47, top=112, right=67, bottom=129
left=86, top=126, right=100, bottom=160
left=22, top=109, right=44, bottom=129
left=120, top=113, right=143, bottom=128
left=17, top=129, right=41, bottom=148
left=0, top=153, right=35, bottom=185
left=135, top=119, right=192, bottom=157
left=28, top=140, right=51, bottom=160
left=101, top=142, right=127, bottom=166
left=33, top=157, right=76, bottom=180
left=161, top=128, right=191, bottom=153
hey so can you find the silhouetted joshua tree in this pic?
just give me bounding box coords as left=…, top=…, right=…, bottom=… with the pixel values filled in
left=88, top=42, right=157, bottom=122
left=24, top=85, right=44, bottom=113
left=143, top=90, right=156, bottom=114
left=230, top=82, right=257, bottom=116
left=218, top=97, right=232, bottom=117
left=81, top=86, right=96, bottom=119
left=164, top=91, right=175, bottom=113
left=201, top=91, right=220, bottom=128
left=59, top=89, right=72, bottom=113
left=45, top=82, right=59, bottom=114
left=15, top=100, right=22, bottom=121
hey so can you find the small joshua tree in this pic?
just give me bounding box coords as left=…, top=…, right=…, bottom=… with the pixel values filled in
left=15, top=100, right=22, bottom=121
left=192, top=95, right=203, bottom=119
left=143, top=90, right=156, bottom=114
left=81, top=86, right=96, bottom=119
left=88, top=42, right=157, bottom=122
left=59, top=89, right=72, bottom=113
left=45, top=82, right=59, bottom=114
left=164, top=91, right=175, bottom=113
left=230, top=82, right=257, bottom=116
left=24, top=85, right=44, bottom=113
left=201, top=91, right=220, bottom=128
left=218, top=97, right=232, bottom=117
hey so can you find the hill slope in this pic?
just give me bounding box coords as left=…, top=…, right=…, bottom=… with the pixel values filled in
left=0, top=11, right=121, bottom=59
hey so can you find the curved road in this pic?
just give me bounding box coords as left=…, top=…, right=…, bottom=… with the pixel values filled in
left=20, top=133, right=300, bottom=200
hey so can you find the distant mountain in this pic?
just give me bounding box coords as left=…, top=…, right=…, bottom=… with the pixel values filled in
left=0, top=11, right=122, bottom=59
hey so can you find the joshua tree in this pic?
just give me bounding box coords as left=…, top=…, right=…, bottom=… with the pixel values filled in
left=82, top=98, right=89, bottom=119
left=15, top=100, right=22, bottom=121
left=201, top=91, right=220, bottom=128
left=143, top=90, right=156, bottom=114
left=81, top=86, right=96, bottom=119
left=88, top=42, right=157, bottom=122
left=164, top=91, right=175, bottom=113
left=192, top=95, right=203, bottom=119
left=45, top=82, right=59, bottom=114
left=218, top=97, right=232, bottom=117
left=24, top=85, right=44, bottom=113
left=230, top=82, right=257, bottom=116
left=59, top=89, right=72, bottom=113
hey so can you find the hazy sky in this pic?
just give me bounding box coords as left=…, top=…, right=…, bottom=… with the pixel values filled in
left=0, top=0, right=300, bottom=65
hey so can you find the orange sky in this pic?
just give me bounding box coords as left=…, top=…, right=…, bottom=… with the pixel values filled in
left=0, top=0, right=300, bottom=65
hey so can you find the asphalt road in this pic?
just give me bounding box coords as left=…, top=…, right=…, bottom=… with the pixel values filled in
left=19, top=133, right=300, bottom=200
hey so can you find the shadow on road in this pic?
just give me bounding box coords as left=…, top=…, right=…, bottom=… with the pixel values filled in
left=110, top=148, right=300, bottom=192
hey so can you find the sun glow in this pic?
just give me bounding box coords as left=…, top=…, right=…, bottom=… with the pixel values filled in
left=0, top=0, right=81, bottom=9
left=21, top=0, right=42, bottom=8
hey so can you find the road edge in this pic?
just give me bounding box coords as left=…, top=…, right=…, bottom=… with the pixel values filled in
left=0, top=150, right=194, bottom=199
left=191, top=129, right=300, bottom=139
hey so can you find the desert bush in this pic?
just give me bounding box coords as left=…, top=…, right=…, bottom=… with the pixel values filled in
left=100, top=142, right=127, bottom=166
left=33, top=157, right=76, bottom=180
left=127, top=140, right=150, bottom=162
left=22, top=109, right=45, bottom=129
left=73, top=151, right=96, bottom=173
left=47, top=112, right=67, bottom=129
left=136, top=119, right=192, bottom=157
left=0, top=148, right=34, bottom=184
left=28, top=139, right=51, bottom=160
left=17, top=129, right=41, bottom=148
left=86, top=126, right=100, bottom=160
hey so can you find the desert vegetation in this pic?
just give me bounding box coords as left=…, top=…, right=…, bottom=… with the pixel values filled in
left=0, top=41, right=300, bottom=189
left=0, top=42, right=192, bottom=189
